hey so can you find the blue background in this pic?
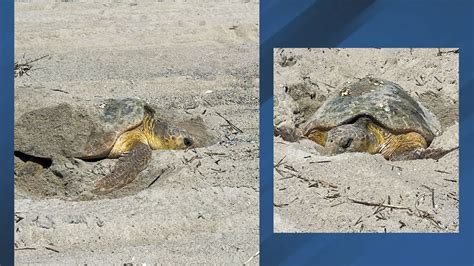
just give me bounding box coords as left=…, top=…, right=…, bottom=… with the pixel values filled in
left=0, top=0, right=14, bottom=265
left=1, top=0, right=473, bottom=265
left=260, top=0, right=473, bottom=265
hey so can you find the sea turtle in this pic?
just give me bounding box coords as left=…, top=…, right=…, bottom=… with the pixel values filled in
left=15, top=98, right=201, bottom=195
left=302, top=77, right=455, bottom=160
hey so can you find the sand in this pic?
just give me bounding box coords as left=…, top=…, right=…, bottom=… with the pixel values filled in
left=14, top=0, right=259, bottom=264
left=274, top=48, right=459, bottom=233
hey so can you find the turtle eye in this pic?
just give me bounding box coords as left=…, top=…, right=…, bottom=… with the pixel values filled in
left=342, top=138, right=353, bottom=149
left=183, top=137, right=193, bottom=147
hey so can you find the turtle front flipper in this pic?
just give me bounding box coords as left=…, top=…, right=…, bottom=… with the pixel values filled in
left=390, top=146, right=459, bottom=161
left=379, top=132, right=427, bottom=160
left=91, top=142, right=152, bottom=195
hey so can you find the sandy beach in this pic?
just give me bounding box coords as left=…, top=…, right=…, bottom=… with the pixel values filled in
left=274, top=48, right=459, bottom=233
left=14, top=0, right=259, bottom=264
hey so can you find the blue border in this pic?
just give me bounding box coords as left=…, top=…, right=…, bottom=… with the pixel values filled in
left=0, top=0, right=14, bottom=265
left=260, top=0, right=473, bottom=265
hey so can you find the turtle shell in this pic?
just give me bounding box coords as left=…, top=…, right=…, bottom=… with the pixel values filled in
left=302, top=77, right=442, bottom=143
left=15, top=98, right=145, bottom=159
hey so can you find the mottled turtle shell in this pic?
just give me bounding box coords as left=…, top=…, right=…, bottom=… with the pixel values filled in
left=302, top=77, right=442, bottom=143
left=15, top=98, right=146, bottom=159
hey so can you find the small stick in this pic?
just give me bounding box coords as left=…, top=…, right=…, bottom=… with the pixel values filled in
left=319, top=180, right=338, bottom=188
left=437, top=48, right=459, bottom=56
left=375, top=212, right=387, bottom=221
left=330, top=201, right=345, bottom=207
left=373, top=205, right=385, bottom=215
left=283, top=164, right=297, bottom=172
left=25, top=55, right=50, bottom=65
left=204, top=152, right=227, bottom=156
left=182, top=155, right=201, bottom=164
left=388, top=164, right=403, bottom=171
left=422, top=185, right=436, bottom=209
left=14, top=55, right=50, bottom=78
left=348, top=198, right=410, bottom=210
left=243, top=251, right=260, bottom=265
left=415, top=209, right=444, bottom=230
left=215, top=112, right=243, bottom=133
left=45, top=246, right=60, bottom=253
left=274, top=197, right=298, bottom=207
left=447, top=192, right=458, bottom=202
left=443, top=178, right=457, bottom=183
left=210, top=168, right=226, bottom=173
left=308, top=180, right=338, bottom=189
left=50, top=89, right=69, bottom=94
left=399, top=221, right=407, bottom=229
left=415, top=78, right=425, bottom=86
left=15, top=214, right=24, bottom=223
left=274, top=156, right=286, bottom=168
left=274, top=168, right=286, bottom=179
left=325, top=193, right=340, bottom=199
left=194, top=160, right=202, bottom=173
left=15, top=247, right=36, bottom=251
left=434, top=169, right=451, bottom=174
left=147, top=168, right=168, bottom=188
left=309, top=160, right=331, bottom=164
left=317, top=80, right=335, bottom=88
left=354, top=216, right=362, bottom=226
left=184, top=105, right=197, bottom=110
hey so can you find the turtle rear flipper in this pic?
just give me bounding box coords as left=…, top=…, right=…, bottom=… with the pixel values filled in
left=91, top=142, right=152, bottom=195
left=389, top=146, right=459, bottom=161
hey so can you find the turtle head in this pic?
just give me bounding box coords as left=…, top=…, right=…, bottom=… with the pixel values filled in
left=148, top=122, right=195, bottom=150
left=324, top=119, right=375, bottom=155
left=142, top=106, right=195, bottom=150
left=142, top=105, right=214, bottom=150
left=170, top=128, right=195, bottom=149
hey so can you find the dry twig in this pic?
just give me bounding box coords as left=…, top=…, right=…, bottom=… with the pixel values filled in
left=309, top=160, right=331, bottom=164
left=274, top=197, right=298, bottom=208
left=436, top=48, right=459, bottom=56
left=348, top=198, right=410, bottom=210
left=45, top=246, right=60, bottom=253
left=14, top=54, right=49, bottom=78
left=216, top=112, right=243, bottom=133
left=434, top=169, right=451, bottom=174
left=15, top=247, right=36, bottom=251
left=422, top=185, right=436, bottom=209
left=147, top=167, right=171, bottom=188
left=243, top=251, right=260, bottom=265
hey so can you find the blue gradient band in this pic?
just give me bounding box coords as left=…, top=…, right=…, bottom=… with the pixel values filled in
left=260, top=0, right=473, bottom=265
left=0, top=0, right=14, bottom=265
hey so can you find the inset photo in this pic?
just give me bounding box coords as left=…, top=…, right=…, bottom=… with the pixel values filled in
left=274, top=48, right=459, bottom=233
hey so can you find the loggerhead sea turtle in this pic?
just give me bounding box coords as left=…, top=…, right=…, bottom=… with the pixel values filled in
left=15, top=98, right=201, bottom=195
left=302, top=77, right=456, bottom=160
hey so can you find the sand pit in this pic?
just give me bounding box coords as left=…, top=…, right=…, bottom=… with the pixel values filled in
left=274, top=48, right=459, bottom=233
left=14, top=1, right=259, bottom=264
